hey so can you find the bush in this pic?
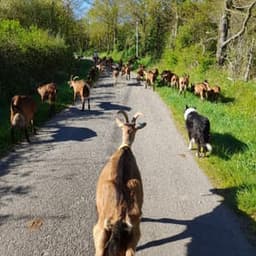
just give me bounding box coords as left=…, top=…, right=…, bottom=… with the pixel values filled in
left=0, top=20, right=74, bottom=101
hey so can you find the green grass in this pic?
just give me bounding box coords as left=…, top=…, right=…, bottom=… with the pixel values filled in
left=155, top=78, right=256, bottom=240
left=0, top=58, right=94, bottom=157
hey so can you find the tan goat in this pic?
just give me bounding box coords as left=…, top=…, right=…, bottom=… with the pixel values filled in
left=179, top=74, right=189, bottom=96
left=170, top=74, right=179, bottom=88
left=93, top=110, right=146, bottom=256
left=10, top=95, right=37, bottom=143
left=121, top=64, right=131, bottom=80
left=143, top=68, right=159, bottom=91
left=68, top=75, right=90, bottom=111
left=192, top=81, right=208, bottom=100
left=37, top=82, right=57, bottom=115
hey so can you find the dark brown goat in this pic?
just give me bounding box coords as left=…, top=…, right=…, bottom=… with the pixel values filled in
left=10, top=95, right=37, bottom=143
left=93, top=110, right=146, bottom=256
left=160, top=70, right=174, bottom=86
left=205, top=83, right=221, bottom=102
left=68, top=75, right=90, bottom=111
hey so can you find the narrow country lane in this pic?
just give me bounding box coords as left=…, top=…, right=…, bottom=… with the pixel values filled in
left=0, top=71, right=255, bottom=256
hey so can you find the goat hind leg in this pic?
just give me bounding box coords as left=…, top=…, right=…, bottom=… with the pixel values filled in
left=93, top=224, right=109, bottom=256
left=81, top=98, right=85, bottom=111
left=125, top=225, right=141, bottom=256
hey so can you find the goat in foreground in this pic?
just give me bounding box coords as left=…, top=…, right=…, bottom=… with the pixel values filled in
left=10, top=95, right=37, bottom=143
left=68, top=75, right=90, bottom=111
left=93, top=110, right=146, bottom=256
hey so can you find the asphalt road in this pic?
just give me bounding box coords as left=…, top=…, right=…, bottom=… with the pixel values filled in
left=0, top=71, right=255, bottom=256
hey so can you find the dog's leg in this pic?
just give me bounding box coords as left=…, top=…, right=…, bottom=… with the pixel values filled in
left=188, top=138, right=195, bottom=150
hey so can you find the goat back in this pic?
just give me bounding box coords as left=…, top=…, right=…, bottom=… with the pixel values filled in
left=11, top=95, right=36, bottom=124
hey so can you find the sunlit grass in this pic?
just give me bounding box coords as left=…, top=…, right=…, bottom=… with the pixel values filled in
left=156, top=78, right=256, bottom=237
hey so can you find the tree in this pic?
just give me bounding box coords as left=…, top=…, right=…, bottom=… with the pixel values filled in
left=216, top=0, right=256, bottom=65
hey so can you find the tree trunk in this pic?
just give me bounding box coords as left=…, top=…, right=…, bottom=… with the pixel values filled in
left=244, top=40, right=254, bottom=82
left=216, top=0, right=232, bottom=65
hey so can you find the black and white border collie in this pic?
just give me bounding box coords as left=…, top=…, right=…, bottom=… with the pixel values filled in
left=184, top=105, right=212, bottom=157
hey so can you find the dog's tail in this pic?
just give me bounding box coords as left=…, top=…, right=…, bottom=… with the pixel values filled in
left=206, top=143, right=212, bottom=154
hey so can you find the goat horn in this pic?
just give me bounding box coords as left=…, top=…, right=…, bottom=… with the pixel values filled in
left=117, top=110, right=129, bottom=123
left=73, top=76, right=80, bottom=81
left=131, top=112, right=143, bottom=123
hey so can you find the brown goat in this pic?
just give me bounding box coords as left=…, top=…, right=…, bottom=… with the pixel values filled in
left=179, top=74, right=189, bottom=96
left=93, top=110, right=146, bottom=256
left=10, top=95, right=37, bottom=143
left=68, top=75, right=90, bottom=111
left=136, top=65, right=145, bottom=83
left=205, top=83, right=221, bottom=102
left=87, top=66, right=99, bottom=84
left=143, top=68, right=159, bottom=91
left=37, top=82, right=57, bottom=115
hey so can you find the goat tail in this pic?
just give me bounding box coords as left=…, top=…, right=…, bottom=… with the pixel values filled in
left=104, top=219, right=133, bottom=256
left=82, top=83, right=90, bottom=97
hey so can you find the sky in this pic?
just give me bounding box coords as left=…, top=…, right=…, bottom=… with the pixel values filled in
left=73, top=1, right=92, bottom=19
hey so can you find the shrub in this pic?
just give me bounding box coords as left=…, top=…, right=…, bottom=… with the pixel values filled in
left=0, top=20, right=74, bottom=101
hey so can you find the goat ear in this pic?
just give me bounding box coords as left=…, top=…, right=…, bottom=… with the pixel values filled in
left=116, top=117, right=124, bottom=127
left=136, top=122, right=146, bottom=130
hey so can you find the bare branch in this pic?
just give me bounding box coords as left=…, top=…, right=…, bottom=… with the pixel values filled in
left=221, top=1, right=256, bottom=48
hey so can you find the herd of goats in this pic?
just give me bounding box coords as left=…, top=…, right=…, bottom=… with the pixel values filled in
left=8, top=55, right=221, bottom=255
left=9, top=54, right=222, bottom=146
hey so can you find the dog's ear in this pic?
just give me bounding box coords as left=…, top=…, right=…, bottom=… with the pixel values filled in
left=185, top=105, right=189, bottom=110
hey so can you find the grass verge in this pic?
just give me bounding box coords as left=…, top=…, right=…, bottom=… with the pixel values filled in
left=0, top=58, right=94, bottom=157
left=155, top=79, right=256, bottom=243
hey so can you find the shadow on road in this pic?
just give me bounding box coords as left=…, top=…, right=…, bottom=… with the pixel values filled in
left=99, top=101, right=131, bottom=112
left=37, top=126, right=97, bottom=143
left=137, top=202, right=255, bottom=255
left=0, top=185, right=32, bottom=208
